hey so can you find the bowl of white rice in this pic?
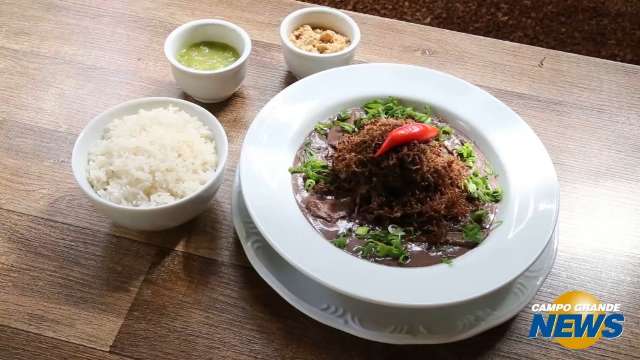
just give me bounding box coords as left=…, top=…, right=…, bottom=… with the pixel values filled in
left=72, top=97, right=228, bottom=230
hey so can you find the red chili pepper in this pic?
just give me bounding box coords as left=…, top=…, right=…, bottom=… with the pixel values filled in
left=374, top=123, right=439, bottom=157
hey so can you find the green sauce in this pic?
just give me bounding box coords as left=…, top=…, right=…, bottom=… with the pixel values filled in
left=177, top=41, right=240, bottom=71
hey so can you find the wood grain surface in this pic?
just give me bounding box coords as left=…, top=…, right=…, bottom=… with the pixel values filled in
left=0, top=0, right=639, bottom=359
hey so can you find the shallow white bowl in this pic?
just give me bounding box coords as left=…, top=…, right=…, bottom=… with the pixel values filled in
left=240, top=63, right=559, bottom=308
left=165, top=19, right=251, bottom=103
left=280, top=6, right=360, bottom=78
left=72, top=97, right=228, bottom=231
left=233, top=171, right=559, bottom=343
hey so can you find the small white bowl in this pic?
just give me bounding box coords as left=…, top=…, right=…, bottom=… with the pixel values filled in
left=71, top=97, right=228, bottom=231
left=165, top=19, right=251, bottom=103
left=280, top=7, right=360, bottom=79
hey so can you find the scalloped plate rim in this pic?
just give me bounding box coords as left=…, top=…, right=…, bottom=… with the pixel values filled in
left=232, top=170, right=558, bottom=344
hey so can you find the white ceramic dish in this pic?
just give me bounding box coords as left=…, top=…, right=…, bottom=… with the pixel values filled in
left=232, top=171, right=558, bottom=344
left=240, top=63, right=559, bottom=307
left=71, top=97, right=228, bottom=231
left=280, top=6, right=360, bottom=78
left=165, top=19, right=251, bottom=103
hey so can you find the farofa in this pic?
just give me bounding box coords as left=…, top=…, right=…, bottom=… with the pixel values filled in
left=289, top=25, right=350, bottom=54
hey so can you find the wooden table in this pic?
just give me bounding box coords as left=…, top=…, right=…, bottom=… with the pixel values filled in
left=1, top=1, right=638, bottom=358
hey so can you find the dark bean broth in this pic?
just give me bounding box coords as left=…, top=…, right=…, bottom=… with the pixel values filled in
left=290, top=105, right=500, bottom=267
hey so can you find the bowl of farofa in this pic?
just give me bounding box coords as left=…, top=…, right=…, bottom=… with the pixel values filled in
left=72, top=97, right=228, bottom=231
left=280, top=6, right=360, bottom=79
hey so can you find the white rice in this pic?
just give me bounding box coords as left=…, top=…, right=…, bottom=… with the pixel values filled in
left=87, top=105, right=217, bottom=207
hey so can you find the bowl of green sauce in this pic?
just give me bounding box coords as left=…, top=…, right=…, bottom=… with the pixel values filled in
left=177, top=41, right=240, bottom=71
left=165, top=19, right=251, bottom=103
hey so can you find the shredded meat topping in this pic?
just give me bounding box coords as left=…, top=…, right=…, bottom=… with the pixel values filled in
left=321, top=118, right=474, bottom=232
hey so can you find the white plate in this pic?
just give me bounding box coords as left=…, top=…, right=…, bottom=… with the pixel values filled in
left=240, top=63, right=559, bottom=307
left=232, top=171, right=558, bottom=344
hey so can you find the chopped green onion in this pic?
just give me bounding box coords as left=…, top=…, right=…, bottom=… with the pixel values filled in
left=332, top=234, right=348, bottom=249
left=465, top=171, right=503, bottom=203
left=441, top=257, right=453, bottom=266
left=470, top=208, right=489, bottom=225
left=354, top=225, right=410, bottom=263
left=456, top=142, right=476, bottom=167
left=304, top=179, right=316, bottom=191
left=288, top=143, right=329, bottom=191
left=462, top=222, right=484, bottom=243
left=362, top=97, right=432, bottom=123
left=334, top=120, right=356, bottom=134
left=387, top=224, right=405, bottom=235
left=337, top=110, right=350, bottom=121
left=314, top=121, right=332, bottom=135
left=437, top=125, right=454, bottom=141
left=355, top=226, right=370, bottom=235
